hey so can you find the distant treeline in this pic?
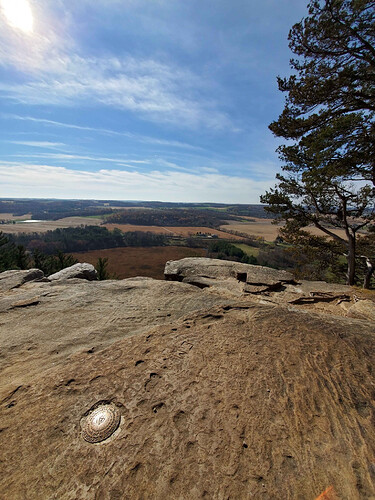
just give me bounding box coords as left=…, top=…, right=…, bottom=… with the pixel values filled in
left=106, top=208, right=240, bottom=227
left=0, top=199, right=114, bottom=220
left=0, top=230, right=115, bottom=278
left=0, top=198, right=273, bottom=220
left=10, top=226, right=167, bottom=254
left=31, top=208, right=113, bottom=221
left=225, top=205, right=275, bottom=218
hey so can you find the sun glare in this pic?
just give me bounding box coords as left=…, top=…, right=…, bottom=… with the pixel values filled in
left=1, top=0, right=34, bottom=33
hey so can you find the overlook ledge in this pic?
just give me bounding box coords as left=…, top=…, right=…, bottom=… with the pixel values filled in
left=0, top=259, right=374, bottom=499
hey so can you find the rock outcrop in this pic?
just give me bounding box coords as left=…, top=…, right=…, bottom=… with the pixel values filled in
left=0, top=268, right=44, bottom=291
left=0, top=259, right=374, bottom=500
left=164, top=257, right=297, bottom=299
left=48, top=262, right=97, bottom=281
left=164, top=257, right=367, bottom=319
left=165, top=257, right=294, bottom=285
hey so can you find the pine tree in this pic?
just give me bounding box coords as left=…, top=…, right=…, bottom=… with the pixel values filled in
left=271, top=0, right=375, bottom=140
left=263, top=0, right=375, bottom=286
left=95, top=257, right=110, bottom=280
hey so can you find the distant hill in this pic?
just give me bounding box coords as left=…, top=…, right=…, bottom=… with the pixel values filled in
left=0, top=198, right=273, bottom=221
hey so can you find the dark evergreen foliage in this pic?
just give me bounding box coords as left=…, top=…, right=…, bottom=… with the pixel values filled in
left=0, top=231, right=24, bottom=271
left=0, top=231, right=78, bottom=275
left=263, top=0, right=375, bottom=286
left=271, top=0, right=375, bottom=142
left=95, top=257, right=110, bottom=280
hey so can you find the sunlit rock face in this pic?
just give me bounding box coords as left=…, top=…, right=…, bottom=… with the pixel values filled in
left=0, top=260, right=374, bottom=499
left=48, top=263, right=97, bottom=281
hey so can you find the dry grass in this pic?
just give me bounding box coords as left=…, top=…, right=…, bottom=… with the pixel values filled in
left=71, top=246, right=207, bottom=280
left=1, top=216, right=104, bottom=234
left=222, top=218, right=349, bottom=241
left=0, top=212, right=32, bottom=221
left=221, top=219, right=282, bottom=241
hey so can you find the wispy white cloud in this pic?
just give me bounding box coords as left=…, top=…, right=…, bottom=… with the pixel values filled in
left=7, top=140, right=65, bottom=149
left=9, top=151, right=219, bottom=175
left=12, top=152, right=152, bottom=166
left=245, top=160, right=280, bottom=181
left=3, top=114, right=205, bottom=151
left=0, top=0, right=232, bottom=130
left=0, top=25, right=232, bottom=129
left=9, top=144, right=278, bottom=179
left=0, top=162, right=271, bottom=203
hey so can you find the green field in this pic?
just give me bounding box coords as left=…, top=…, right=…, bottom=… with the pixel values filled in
left=233, top=243, right=260, bottom=257
left=83, top=214, right=107, bottom=220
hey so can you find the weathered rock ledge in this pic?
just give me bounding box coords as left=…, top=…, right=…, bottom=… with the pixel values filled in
left=0, top=259, right=374, bottom=500
left=164, top=257, right=367, bottom=317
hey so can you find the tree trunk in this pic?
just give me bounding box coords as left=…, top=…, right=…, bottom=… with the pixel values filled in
left=363, top=256, right=374, bottom=289
left=346, top=235, right=356, bottom=286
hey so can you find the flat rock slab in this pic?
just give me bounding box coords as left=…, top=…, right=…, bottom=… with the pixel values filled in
left=1, top=260, right=375, bottom=499
left=244, top=283, right=270, bottom=294
left=181, top=276, right=215, bottom=288
left=165, top=258, right=294, bottom=286
left=290, top=280, right=352, bottom=296
left=181, top=276, right=245, bottom=295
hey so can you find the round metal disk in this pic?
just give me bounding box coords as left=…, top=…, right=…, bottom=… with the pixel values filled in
left=82, top=403, right=121, bottom=443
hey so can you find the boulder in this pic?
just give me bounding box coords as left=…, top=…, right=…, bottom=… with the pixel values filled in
left=0, top=268, right=44, bottom=292
left=48, top=263, right=97, bottom=281
left=164, top=259, right=359, bottom=314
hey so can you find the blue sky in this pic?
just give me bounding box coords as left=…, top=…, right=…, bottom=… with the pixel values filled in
left=0, top=0, right=307, bottom=203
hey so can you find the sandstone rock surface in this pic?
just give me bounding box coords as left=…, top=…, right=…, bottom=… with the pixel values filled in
left=0, top=268, right=44, bottom=291
left=0, top=276, right=234, bottom=388
left=0, top=261, right=374, bottom=500
left=347, top=299, right=375, bottom=321
left=48, top=262, right=97, bottom=281
left=164, top=258, right=361, bottom=316
left=165, top=257, right=294, bottom=285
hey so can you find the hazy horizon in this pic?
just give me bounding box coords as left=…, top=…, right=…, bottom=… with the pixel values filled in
left=0, top=196, right=266, bottom=206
